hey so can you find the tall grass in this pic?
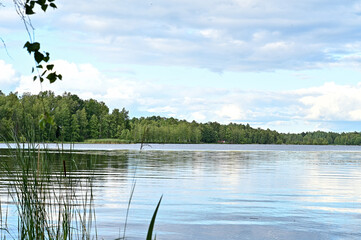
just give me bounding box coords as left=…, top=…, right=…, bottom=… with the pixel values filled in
left=2, top=140, right=97, bottom=240
left=0, top=134, right=161, bottom=240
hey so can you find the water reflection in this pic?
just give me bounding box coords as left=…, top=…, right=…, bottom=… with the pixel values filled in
left=0, top=147, right=361, bottom=239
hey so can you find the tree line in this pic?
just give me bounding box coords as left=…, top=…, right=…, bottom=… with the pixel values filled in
left=1, top=90, right=361, bottom=145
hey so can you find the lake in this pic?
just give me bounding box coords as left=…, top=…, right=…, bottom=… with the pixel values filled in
left=0, top=143, right=361, bottom=240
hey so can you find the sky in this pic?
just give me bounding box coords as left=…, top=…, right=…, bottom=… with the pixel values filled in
left=1, top=0, right=361, bottom=133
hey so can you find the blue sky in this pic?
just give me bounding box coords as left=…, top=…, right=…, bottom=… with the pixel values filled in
left=1, top=0, right=361, bottom=133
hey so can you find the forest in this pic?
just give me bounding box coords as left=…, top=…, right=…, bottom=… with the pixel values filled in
left=1, top=90, right=361, bottom=145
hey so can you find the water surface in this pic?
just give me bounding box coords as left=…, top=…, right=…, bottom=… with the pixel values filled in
left=1, top=144, right=361, bottom=239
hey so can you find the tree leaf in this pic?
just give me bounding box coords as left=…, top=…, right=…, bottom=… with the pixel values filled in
left=34, top=51, right=44, bottom=63
left=49, top=3, right=57, bottom=8
left=37, top=0, right=46, bottom=5
left=46, top=64, right=54, bottom=70
left=47, top=72, right=57, bottom=83
left=23, top=41, right=31, bottom=53
left=43, top=52, right=50, bottom=62
left=33, top=76, right=37, bottom=81
left=24, top=42, right=40, bottom=53
left=25, top=4, right=35, bottom=15
left=41, top=3, right=48, bottom=12
left=31, top=42, right=41, bottom=52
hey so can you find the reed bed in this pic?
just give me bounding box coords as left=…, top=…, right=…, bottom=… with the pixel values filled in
left=0, top=139, right=161, bottom=240
left=0, top=141, right=97, bottom=240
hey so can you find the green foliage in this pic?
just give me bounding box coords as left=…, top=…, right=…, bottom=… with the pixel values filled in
left=71, top=114, right=81, bottom=141
left=2, top=91, right=361, bottom=145
left=17, top=0, right=61, bottom=130
left=84, top=139, right=131, bottom=144
left=16, top=0, right=61, bottom=85
left=38, top=111, right=54, bottom=129
left=23, top=41, right=62, bottom=84
left=0, top=91, right=131, bottom=143
left=25, top=0, right=58, bottom=15
left=89, top=115, right=100, bottom=139
left=201, top=124, right=218, bottom=143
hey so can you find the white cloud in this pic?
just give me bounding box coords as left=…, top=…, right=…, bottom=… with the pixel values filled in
left=11, top=0, right=361, bottom=71
left=350, top=109, right=361, bottom=120
left=147, top=106, right=177, bottom=114
left=4, top=0, right=361, bottom=135
left=10, top=60, right=361, bottom=133
left=259, top=41, right=295, bottom=56
left=298, top=82, right=361, bottom=121
left=216, top=104, right=246, bottom=120
left=0, top=60, right=18, bottom=85
left=253, top=120, right=331, bottom=133
left=200, top=29, right=222, bottom=39
left=191, top=112, right=206, bottom=122
left=16, top=60, right=109, bottom=96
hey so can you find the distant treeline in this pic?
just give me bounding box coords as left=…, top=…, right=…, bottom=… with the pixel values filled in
left=1, top=90, right=361, bottom=145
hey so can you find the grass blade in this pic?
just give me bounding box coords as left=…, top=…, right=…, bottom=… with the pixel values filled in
left=146, top=195, right=162, bottom=240
left=122, top=180, right=136, bottom=240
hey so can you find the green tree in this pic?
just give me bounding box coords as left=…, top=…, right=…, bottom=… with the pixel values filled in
left=71, top=114, right=81, bottom=142
left=89, top=114, right=100, bottom=139
left=201, top=124, right=217, bottom=143
left=77, top=108, right=89, bottom=139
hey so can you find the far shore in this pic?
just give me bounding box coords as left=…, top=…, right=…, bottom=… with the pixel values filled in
left=2, top=140, right=361, bottom=147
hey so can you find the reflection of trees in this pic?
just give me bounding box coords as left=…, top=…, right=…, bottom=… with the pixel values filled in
left=3, top=149, right=360, bottom=205
left=126, top=150, right=259, bottom=180
left=0, top=149, right=131, bottom=198
left=56, top=151, right=131, bottom=193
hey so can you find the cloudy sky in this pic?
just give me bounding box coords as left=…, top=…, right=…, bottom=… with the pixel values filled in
left=1, top=0, right=361, bottom=133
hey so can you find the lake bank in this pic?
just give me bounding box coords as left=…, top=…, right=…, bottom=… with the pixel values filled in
left=2, top=143, right=361, bottom=152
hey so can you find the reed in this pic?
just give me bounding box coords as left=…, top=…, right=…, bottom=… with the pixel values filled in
left=2, top=140, right=97, bottom=240
left=0, top=133, right=161, bottom=240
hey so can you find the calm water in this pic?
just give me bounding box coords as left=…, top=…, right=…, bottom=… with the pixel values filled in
left=1, top=144, right=361, bottom=239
